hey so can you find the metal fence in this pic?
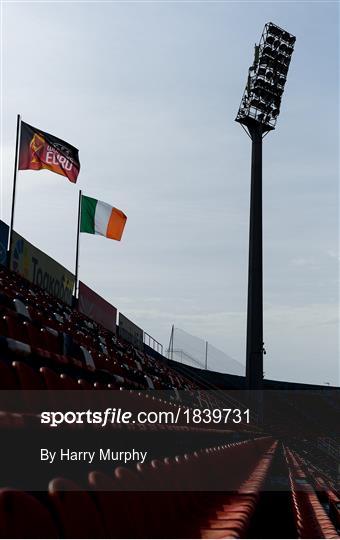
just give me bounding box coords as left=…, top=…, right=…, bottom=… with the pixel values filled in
left=167, top=327, right=244, bottom=376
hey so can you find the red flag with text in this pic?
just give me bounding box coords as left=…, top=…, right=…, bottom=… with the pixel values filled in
left=18, top=121, right=80, bottom=183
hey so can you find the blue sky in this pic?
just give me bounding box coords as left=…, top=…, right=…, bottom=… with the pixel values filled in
left=1, top=1, right=339, bottom=385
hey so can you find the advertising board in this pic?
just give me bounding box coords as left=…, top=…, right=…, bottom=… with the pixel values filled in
left=10, top=231, right=75, bottom=306
left=118, top=313, right=143, bottom=350
left=0, top=221, right=9, bottom=266
left=78, top=281, right=117, bottom=333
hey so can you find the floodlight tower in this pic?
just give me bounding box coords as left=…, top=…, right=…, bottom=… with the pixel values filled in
left=236, top=22, right=296, bottom=389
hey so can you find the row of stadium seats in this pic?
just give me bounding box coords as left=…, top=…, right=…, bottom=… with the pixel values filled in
left=0, top=353, right=213, bottom=414
left=0, top=266, right=257, bottom=418
left=289, top=449, right=340, bottom=534
left=310, top=473, right=340, bottom=531
left=3, top=265, right=339, bottom=538
left=0, top=356, right=116, bottom=391
left=0, top=266, right=195, bottom=393
left=313, top=476, right=340, bottom=531
left=0, top=356, right=187, bottom=420
left=199, top=440, right=278, bottom=539
left=0, top=437, right=273, bottom=539
left=285, top=447, right=339, bottom=538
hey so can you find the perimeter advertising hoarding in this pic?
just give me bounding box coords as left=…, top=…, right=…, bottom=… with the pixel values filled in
left=0, top=221, right=9, bottom=266
left=119, top=313, right=143, bottom=350
left=10, top=231, right=75, bottom=306
left=78, top=281, right=117, bottom=334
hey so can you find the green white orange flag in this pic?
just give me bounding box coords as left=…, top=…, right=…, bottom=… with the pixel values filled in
left=80, top=195, right=127, bottom=241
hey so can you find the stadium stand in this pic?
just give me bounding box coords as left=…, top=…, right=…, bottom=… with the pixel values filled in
left=0, top=263, right=339, bottom=538
left=285, top=447, right=339, bottom=538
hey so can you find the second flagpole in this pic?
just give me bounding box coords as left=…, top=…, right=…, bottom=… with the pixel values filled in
left=74, top=189, right=82, bottom=307
left=7, top=114, right=21, bottom=267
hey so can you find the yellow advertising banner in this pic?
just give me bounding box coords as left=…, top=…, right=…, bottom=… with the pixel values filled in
left=10, top=231, right=75, bottom=306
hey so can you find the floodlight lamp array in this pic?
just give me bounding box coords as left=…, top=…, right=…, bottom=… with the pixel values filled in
left=236, top=22, right=296, bottom=131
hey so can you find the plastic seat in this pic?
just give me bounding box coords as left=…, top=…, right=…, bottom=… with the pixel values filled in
left=198, top=442, right=278, bottom=540
left=43, top=327, right=61, bottom=354
left=78, top=378, right=94, bottom=390
left=39, top=366, right=64, bottom=390
left=285, top=447, right=339, bottom=539
left=59, top=373, right=80, bottom=390
left=20, top=321, right=41, bottom=349
left=12, top=361, right=45, bottom=390
left=48, top=477, right=105, bottom=539
left=109, top=468, right=148, bottom=537
left=135, top=460, right=182, bottom=537
left=0, top=489, right=58, bottom=538
left=88, top=471, right=121, bottom=537
left=40, top=367, right=82, bottom=409
left=1, top=314, right=23, bottom=342
left=93, top=382, right=106, bottom=390
left=11, top=361, right=46, bottom=411
left=114, top=466, right=143, bottom=491
left=0, top=359, right=18, bottom=389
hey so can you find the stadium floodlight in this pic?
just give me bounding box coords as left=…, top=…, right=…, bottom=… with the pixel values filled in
left=236, top=22, right=296, bottom=131
left=235, top=22, right=295, bottom=390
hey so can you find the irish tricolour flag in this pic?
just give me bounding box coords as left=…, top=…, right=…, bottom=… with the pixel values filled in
left=80, top=195, right=127, bottom=241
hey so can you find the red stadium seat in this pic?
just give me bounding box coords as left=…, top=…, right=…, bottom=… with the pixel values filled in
left=89, top=468, right=148, bottom=538
left=40, top=368, right=84, bottom=408
left=1, top=314, right=23, bottom=342
left=21, top=321, right=42, bottom=349
left=0, top=360, right=18, bottom=389
left=88, top=471, right=120, bottom=537
left=39, top=366, right=64, bottom=390
left=0, top=489, right=58, bottom=538
left=59, top=373, right=79, bottom=390
left=199, top=442, right=278, bottom=540
left=78, top=378, right=94, bottom=390
left=48, top=477, right=105, bottom=539
left=285, top=447, right=339, bottom=539
left=12, top=361, right=45, bottom=390
left=40, top=327, right=61, bottom=354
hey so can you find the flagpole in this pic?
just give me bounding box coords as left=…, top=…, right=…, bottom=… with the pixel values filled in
left=74, top=189, right=82, bottom=306
left=7, top=114, right=21, bottom=267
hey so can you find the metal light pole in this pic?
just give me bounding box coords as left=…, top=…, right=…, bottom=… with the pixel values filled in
left=236, top=22, right=296, bottom=389
left=246, top=121, right=264, bottom=389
